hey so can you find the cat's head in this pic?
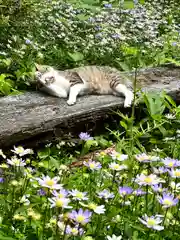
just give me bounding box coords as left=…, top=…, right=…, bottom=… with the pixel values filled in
left=36, top=68, right=57, bottom=90
left=35, top=64, right=55, bottom=88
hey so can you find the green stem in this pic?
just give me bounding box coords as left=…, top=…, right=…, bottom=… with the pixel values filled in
left=42, top=190, right=50, bottom=239
left=163, top=208, right=169, bottom=225
left=145, top=185, right=148, bottom=212
left=129, top=67, right=138, bottom=156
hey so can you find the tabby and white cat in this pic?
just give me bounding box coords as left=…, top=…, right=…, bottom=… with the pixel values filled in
left=35, top=64, right=134, bottom=107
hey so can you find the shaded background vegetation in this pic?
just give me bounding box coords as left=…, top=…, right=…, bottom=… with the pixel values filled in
left=0, top=0, right=180, bottom=94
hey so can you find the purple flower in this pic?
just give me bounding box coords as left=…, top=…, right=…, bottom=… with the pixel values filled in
left=25, top=39, right=31, bottom=45
left=133, top=0, right=139, bottom=4
left=133, top=189, right=146, bottom=196
left=37, top=189, right=46, bottom=196
left=0, top=177, right=4, bottom=183
left=118, top=186, right=133, bottom=196
left=135, top=153, right=159, bottom=163
left=162, top=157, right=180, bottom=168
left=157, top=193, right=179, bottom=208
left=168, top=168, right=180, bottom=178
left=83, top=160, right=102, bottom=171
left=66, top=225, right=84, bottom=236
left=172, top=42, right=177, bottom=46
left=151, top=184, right=166, bottom=193
left=69, top=208, right=92, bottom=225
left=104, top=3, right=112, bottom=8
left=95, top=26, right=101, bottom=31
left=111, top=33, right=120, bottom=39
left=52, top=189, right=69, bottom=198
left=79, top=132, right=93, bottom=141
left=97, top=189, right=114, bottom=200
left=153, top=167, right=168, bottom=175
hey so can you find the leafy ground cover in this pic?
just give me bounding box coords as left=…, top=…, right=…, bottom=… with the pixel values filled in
left=0, top=92, right=180, bottom=240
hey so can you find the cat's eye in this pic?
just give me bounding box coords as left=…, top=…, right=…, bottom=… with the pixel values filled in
left=45, top=76, right=55, bottom=85
left=36, top=72, right=42, bottom=78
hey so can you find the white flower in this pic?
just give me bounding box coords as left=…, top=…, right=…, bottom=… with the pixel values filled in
left=165, top=114, right=176, bottom=119
left=7, top=156, right=26, bottom=167
left=20, top=195, right=30, bottom=206
left=88, top=203, right=105, bottom=214
left=48, top=197, right=72, bottom=209
left=139, top=214, right=164, bottom=231
left=36, top=176, right=62, bottom=190
left=11, top=146, right=33, bottom=156
left=135, top=173, right=165, bottom=186
left=170, top=181, right=180, bottom=192
left=106, top=234, right=122, bottom=240
left=110, top=151, right=128, bottom=161
left=0, top=149, right=6, bottom=159
left=69, top=189, right=88, bottom=201
left=169, top=169, right=180, bottom=178
left=109, top=162, right=127, bottom=171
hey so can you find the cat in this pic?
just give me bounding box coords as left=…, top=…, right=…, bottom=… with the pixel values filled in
left=35, top=64, right=134, bottom=107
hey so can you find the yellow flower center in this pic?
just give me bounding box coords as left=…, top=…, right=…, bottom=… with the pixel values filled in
left=147, top=219, right=156, bottom=226
left=175, top=171, right=180, bottom=177
left=89, top=163, right=95, bottom=169
left=17, top=147, right=24, bottom=153
left=71, top=228, right=78, bottom=235
left=58, top=193, right=64, bottom=198
left=88, top=203, right=96, bottom=210
left=76, top=215, right=85, bottom=223
left=164, top=199, right=173, bottom=206
left=168, top=162, right=174, bottom=167
left=144, top=177, right=153, bottom=183
left=76, top=192, right=83, bottom=198
left=45, top=179, right=55, bottom=187
left=56, top=199, right=64, bottom=207
left=14, top=159, right=21, bottom=165
left=100, top=151, right=106, bottom=156
left=114, top=164, right=120, bottom=169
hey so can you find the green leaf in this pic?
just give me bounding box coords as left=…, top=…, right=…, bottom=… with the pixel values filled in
left=68, top=52, right=84, bottom=62
left=49, top=156, right=59, bottom=169
left=38, top=148, right=50, bottom=159
left=76, top=13, right=89, bottom=21
left=120, top=120, right=127, bottom=130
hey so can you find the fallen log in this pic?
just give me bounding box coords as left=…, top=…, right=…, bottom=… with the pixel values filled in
left=0, top=65, right=180, bottom=149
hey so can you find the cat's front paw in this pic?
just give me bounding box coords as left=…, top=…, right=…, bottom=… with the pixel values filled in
left=124, top=93, right=133, bottom=108
left=124, top=98, right=133, bottom=108
left=67, top=99, right=76, bottom=106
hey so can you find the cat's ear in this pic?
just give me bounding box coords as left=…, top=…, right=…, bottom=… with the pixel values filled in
left=35, top=63, right=41, bottom=71
left=35, top=63, right=53, bottom=73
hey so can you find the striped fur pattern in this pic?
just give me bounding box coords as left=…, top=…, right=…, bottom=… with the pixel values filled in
left=35, top=64, right=134, bottom=107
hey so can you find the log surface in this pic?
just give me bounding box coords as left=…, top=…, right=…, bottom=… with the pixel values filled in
left=0, top=66, right=180, bottom=149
